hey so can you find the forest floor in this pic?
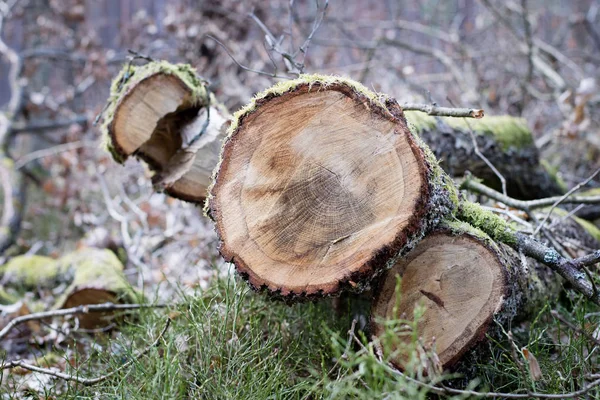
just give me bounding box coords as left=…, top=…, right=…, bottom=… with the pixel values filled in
left=1, top=148, right=600, bottom=398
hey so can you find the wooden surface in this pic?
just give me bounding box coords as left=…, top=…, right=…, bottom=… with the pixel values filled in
left=371, top=232, right=506, bottom=369
left=210, top=84, right=429, bottom=297
left=111, top=73, right=191, bottom=156
left=108, top=71, right=228, bottom=203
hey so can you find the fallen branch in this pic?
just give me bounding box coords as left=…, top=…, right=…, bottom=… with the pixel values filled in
left=462, top=175, right=600, bottom=211
left=1, top=318, right=171, bottom=387
left=0, top=302, right=170, bottom=341
left=401, top=103, right=484, bottom=118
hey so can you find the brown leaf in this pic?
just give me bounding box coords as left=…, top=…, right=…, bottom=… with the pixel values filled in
left=522, top=347, right=543, bottom=381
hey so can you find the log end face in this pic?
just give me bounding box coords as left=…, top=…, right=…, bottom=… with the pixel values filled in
left=209, top=78, right=434, bottom=300
left=371, top=231, right=507, bottom=370
left=100, top=62, right=223, bottom=204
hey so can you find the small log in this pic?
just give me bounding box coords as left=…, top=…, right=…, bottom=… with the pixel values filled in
left=370, top=222, right=561, bottom=371
left=206, top=76, right=458, bottom=299
left=405, top=111, right=565, bottom=200
left=100, top=62, right=230, bottom=203
left=0, top=248, right=139, bottom=328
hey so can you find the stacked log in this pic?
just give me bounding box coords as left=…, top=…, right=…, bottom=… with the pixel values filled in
left=405, top=111, right=565, bottom=199
left=100, top=62, right=600, bottom=373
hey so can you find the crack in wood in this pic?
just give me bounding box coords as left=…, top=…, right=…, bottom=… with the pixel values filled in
left=419, top=289, right=445, bottom=308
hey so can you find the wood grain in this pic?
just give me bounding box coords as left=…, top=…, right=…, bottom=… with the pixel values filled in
left=210, top=83, right=430, bottom=297
left=371, top=232, right=506, bottom=369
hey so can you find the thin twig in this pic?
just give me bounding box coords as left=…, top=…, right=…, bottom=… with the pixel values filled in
left=533, top=167, right=600, bottom=236
left=1, top=318, right=171, bottom=387
left=401, top=103, right=484, bottom=118
left=462, top=176, right=600, bottom=211
left=448, top=98, right=507, bottom=197
left=0, top=302, right=169, bottom=341
left=205, top=35, right=290, bottom=79
left=551, top=310, right=600, bottom=347
left=14, top=140, right=96, bottom=170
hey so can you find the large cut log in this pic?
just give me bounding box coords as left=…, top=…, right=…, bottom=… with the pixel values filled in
left=405, top=112, right=565, bottom=200
left=206, top=75, right=458, bottom=299
left=370, top=215, right=599, bottom=372
left=100, top=62, right=230, bottom=203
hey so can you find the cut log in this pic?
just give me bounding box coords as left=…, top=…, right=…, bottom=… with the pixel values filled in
left=370, top=222, right=561, bottom=371
left=405, top=111, right=565, bottom=200
left=100, top=62, right=230, bottom=203
left=206, top=76, right=458, bottom=299
left=0, top=248, right=139, bottom=328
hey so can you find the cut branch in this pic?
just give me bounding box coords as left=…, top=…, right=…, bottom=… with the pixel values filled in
left=401, top=103, right=483, bottom=119
left=371, top=223, right=561, bottom=370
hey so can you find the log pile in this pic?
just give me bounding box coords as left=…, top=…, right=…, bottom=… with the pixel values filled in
left=100, top=61, right=600, bottom=373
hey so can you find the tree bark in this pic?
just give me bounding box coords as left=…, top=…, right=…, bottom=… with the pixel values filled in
left=206, top=76, right=458, bottom=300
left=405, top=111, right=565, bottom=200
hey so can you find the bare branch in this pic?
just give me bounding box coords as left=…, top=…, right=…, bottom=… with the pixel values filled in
left=11, top=116, right=88, bottom=134
left=461, top=176, right=600, bottom=211
left=14, top=140, right=96, bottom=170
left=0, top=302, right=170, bottom=341
left=0, top=0, right=27, bottom=253
left=1, top=318, right=171, bottom=387
left=533, top=167, right=600, bottom=236
left=401, top=103, right=484, bottom=118
left=205, top=34, right=290, bottom=79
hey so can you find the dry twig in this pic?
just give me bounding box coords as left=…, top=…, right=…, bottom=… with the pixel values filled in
left=0, top=302, right=169, bottom=341
left=1, top=318, right=172, bottom=387
left=401, top=103, right=484, bottom=118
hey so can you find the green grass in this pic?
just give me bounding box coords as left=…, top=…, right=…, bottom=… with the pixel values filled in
left=2, top=271, right=600, bottom=399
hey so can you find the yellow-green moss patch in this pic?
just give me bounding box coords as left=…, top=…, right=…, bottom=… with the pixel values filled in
left=457, top=201, right=517, bottom=245
left=404, top=111, right=534, bottom=151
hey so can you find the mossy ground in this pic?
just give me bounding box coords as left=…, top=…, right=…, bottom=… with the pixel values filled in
left=3, top=269, right=600, bottom=399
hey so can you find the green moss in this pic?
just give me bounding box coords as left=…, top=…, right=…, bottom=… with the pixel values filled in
left=0, top=250, right=139, bottom=308
left=0, top=287, right=18, bottom=304
left=100, top=61, right=210, bottom=162
left=0, top=255, right=60, bottom=288
left=457, top=201, right=517, bottom=245
left=410, top=129, right=460, bottom=213
left=404, top=111, right=534, bottom=151
left=403, top=111, right=437, bottom=133
left=53, top=248, right=140, bottom=308
left=579, top=188, right=600, bottom=197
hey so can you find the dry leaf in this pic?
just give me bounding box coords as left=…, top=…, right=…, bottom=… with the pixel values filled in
left=522, top=347, right=543, bottom=381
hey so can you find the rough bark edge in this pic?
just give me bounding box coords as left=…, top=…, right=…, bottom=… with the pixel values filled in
left=206, top=75, right=458, bottom=301
left=99, top=62, right=209, bottom=163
